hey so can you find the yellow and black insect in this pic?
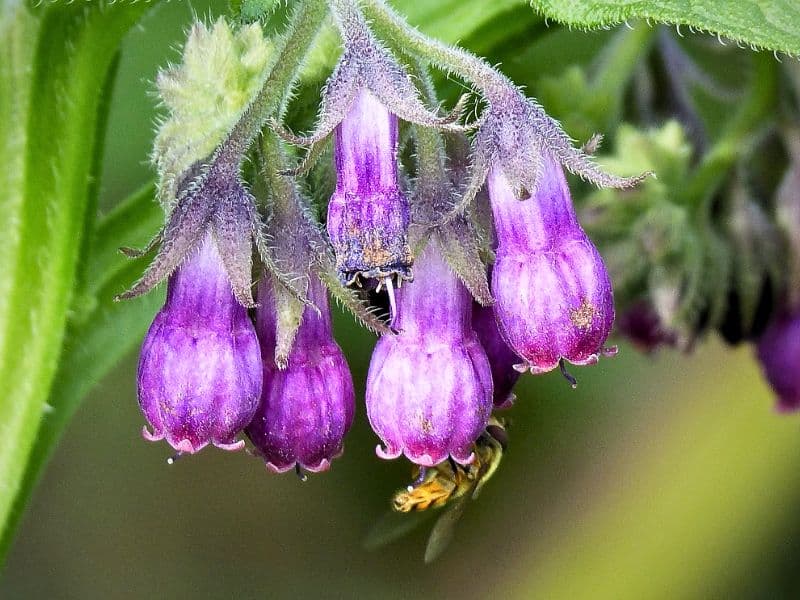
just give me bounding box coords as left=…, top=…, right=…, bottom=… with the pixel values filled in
left=365, top=416, right=508, bottom=563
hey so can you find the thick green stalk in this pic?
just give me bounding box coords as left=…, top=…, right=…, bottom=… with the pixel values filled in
left=0, top=1, right=157, bottom=558
left=0, top=184, right=162, bottom=561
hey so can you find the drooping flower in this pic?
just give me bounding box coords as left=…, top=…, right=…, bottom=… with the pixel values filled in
left=756, top=311, right=800, bottom=413
left=328, top=88, right=412, bottom=285
left=274, top=0, right=463, bottom=289
left=137, top=232, right=262, bottom=454
left=488, top=150, right=615, bottom=376
left=366, top=237, right=493, bottom=466
left=246, top=273, right=356, bottom=473
left=616, top=299, right=678, bottom=353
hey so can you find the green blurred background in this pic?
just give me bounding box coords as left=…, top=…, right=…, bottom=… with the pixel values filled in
left=3, top=2, right=800, bottom=598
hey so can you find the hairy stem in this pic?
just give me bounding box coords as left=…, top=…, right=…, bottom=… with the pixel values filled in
left=362, top=0, right=513, bottom=100
left=216, top=0, right=329, bottom=168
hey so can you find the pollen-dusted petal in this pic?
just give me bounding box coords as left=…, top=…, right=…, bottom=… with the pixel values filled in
left=328, top=89, right=413, bottom=283
left=488, top=152, right=615, bottom=375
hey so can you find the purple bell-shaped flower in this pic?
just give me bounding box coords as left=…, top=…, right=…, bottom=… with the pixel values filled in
left=246, top=274, right=356, bottom=473
left=488, top=150, right=615, bottom=376
left=366, top=238, right=493, bottom=466
left=137, top=233, right=262, bottom=454
left=756, top=311, right=800, bottom=413
left=329, top=88, right=412, bottom=286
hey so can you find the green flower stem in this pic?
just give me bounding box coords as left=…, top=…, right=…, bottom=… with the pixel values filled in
left=681, top=53, right=778, bottom=216
left=216, top=0, right=329, bottom=168
left=362, top=0, right=513, bottom=99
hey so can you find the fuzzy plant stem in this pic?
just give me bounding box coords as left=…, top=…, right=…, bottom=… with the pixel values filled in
left=215, top=0, right=329, bottom=170
left=360, top=0, right=512, bottom=100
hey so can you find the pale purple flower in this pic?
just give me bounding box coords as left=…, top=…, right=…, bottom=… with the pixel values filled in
left=488, top=151, right=615, bottom=376
left=138, top=233, right=262, bottom=454
left=328, top=89, right=412, bottom=285
left=366, top=238, right=493, bottom=466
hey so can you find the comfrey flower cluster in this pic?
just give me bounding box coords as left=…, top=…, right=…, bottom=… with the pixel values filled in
left=121, top=1, right=648, bottom=476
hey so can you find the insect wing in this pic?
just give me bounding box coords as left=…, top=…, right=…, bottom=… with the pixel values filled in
left=423, top=488, right=472, bottom=563
left=363, top=508, right=435, bottom=551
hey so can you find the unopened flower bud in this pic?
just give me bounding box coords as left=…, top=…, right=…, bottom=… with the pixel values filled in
left=246, top=274, right=356, bottom=473
left=366, top=238, right=493, bottom=466
left=756, top=311, right=800, bottom=413
left=137, top=233, right=262, bottom=453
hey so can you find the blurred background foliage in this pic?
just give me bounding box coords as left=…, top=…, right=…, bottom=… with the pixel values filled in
left=3, top=1, right=800, bottom=598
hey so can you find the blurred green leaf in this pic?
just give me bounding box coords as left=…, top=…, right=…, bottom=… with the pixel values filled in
left=0, top=0, right=157, bottom=562
left=531, top=0, right=800, bottom=55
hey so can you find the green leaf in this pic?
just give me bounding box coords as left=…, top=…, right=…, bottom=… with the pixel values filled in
left=530, top=0, right=800, bottom=56
left=0, top=0, right=157, bottom=561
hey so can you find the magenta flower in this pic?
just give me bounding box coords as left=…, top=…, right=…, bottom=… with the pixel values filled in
left=366, top=238, right=493, bottom=466
left=488, top=150, right=615, bottom=375
left=137, top=233, right=262, bottom=454
left=246, top=274, right=356, bottom=473
left=756, top=311, right=800, bottom=413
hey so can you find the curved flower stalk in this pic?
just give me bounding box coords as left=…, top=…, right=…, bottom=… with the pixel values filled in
left=360, top=0, right=649, bottom=222
left=274, top=0, right=466, bottom=290
left=488, top=150, right=616, bottom=378
left=138, top=232, right=262, bottom=454
left=366, top=237, right=493, bottom=467
left=246, top=273, right=355, bottom=474
left=757, top=311, right=800, bottom=413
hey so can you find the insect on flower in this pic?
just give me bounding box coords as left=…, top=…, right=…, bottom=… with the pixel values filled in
left=364, top=417, right=508, bottom=563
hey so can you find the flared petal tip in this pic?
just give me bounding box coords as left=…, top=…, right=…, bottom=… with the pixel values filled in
left=265, top=457, right=334, bottom=475
left=213, top=439, right=246, bottom=452
left=171, top=438, right=205, bottom=454
left=303, top=458, right=332, bottom=473
left=375, top=444, right=402, bottom=461
left=567, top=353, right=600, bottom=367
left=141, top=425, right=164, bottom=442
